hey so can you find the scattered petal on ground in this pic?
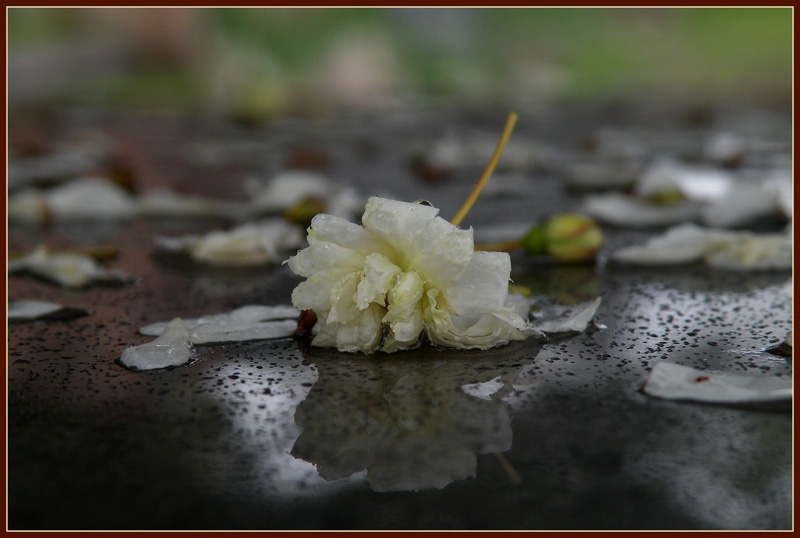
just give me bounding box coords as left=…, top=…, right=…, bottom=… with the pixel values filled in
left=583, top=193, right=704, bottom=228
left=138, top=188, right=248, bottom=219
left=8, top=245, right=132, bottom=288
left=154, top=220, right=304, bottom=266
left=532, top=297, right=603, bottom=335
left=9, top=177, right=138, bottom=224
left=612, top=224, right=792, bottom=270
left=139, top=304, right=300, bottom=336
left=642, top=361, right=791, bottom=408
left=119, top=318, right=193, bottom=371
left=138, top=305, right=299, bottom=345
left=702, top=172, right=792, bottom=227
left=245, top=170, right=363, bottom=219
left=634, top=160, right=734, bottom=203
left=8, top=299, right=91, bottom=322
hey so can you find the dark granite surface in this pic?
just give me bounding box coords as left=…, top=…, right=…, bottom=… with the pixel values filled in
left=7, top=104, right=793, bottom=530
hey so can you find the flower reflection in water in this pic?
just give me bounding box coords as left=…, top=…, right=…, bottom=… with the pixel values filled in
left=290, top=343, right=539, bottom=492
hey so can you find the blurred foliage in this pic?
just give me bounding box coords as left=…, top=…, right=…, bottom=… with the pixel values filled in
left=7, top=7, right=793, bottom=111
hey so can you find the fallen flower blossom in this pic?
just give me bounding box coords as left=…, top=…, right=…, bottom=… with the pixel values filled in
left=611, top=224, right=791, bottom=270
left=286, top=196, right=540, bottom=353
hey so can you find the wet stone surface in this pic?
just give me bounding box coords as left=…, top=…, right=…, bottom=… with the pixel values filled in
left=7, top=104, right=793, bottom=530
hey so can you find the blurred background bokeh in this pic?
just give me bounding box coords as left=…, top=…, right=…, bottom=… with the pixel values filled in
left=8, top=7, right=793, bottom=119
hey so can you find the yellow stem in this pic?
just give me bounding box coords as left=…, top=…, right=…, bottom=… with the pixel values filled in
left=450, top=112, right=518, bottom=227
left=493, top=452, right=522, bottom=485
left=508, top=284, right=532, bottom=297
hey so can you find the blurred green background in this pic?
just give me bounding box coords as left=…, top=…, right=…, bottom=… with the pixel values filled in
left=7, top=7, right=793, bottom=116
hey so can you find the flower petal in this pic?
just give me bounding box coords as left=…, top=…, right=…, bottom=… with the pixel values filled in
left=287, top=242, right=365, bottom=278
left=331, top=303, right=385, bottom=353
left=328, top=271, right=363, bottom=325
left=355, top=253, right=402, bottom=309
left=362, top=197, right=474, bottom=286
left=292, top=267, right=355, bottom=314
left=308, top=213, right=391, bottom=256
left=446, top=251, right=511, bottom=316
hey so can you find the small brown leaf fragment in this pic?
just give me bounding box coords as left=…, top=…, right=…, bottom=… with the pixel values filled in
left=285, top=147, right=331, bottom=170
left=695, top=376, right=710, bottom=383
left=295, top=309, right=318, bottom=337
left=410, top=156, right=450, bottom=183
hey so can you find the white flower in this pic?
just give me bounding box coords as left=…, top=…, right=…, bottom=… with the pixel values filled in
left=286, top=197, right=536, bottom=353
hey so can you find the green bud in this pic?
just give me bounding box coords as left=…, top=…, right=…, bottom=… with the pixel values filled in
left=646, top=187, right=685, bottom=205
left=284, top=196, right=327, bottom=227
left=521, top=223, right=548, bottom=254
left=522, top=213, right=603, bottom=262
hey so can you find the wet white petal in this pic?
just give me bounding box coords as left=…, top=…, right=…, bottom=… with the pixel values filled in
left=362, top=197, right=474, bottom=285
left=533, top=297, right=602, bottom=334
left=247, top=171, right=333, bottom=212
left=8, top=299, right=90, bottom=322
left=635, top=161, right=734, bottom=203
left=247, top=171, right=364, bottom=219
left=287, top=242, right=365, bottom=277
left=138, top=188, right=247, bottom=219
left=642, top=362, right=791, bottom=407
left=139, top=304, right=300, bottom=336
left=704, top=234, right=792, bottom=270
left=291, top=268, right=354, bottom=315
left=383, top=271, right=425, bottom=350
left=46, top=177, right=137, bottom=220
left=189, top=319, right=297, bottom=344
left=702, top=180, right=783, bottom=228
left=327, top=272, right=362, bottom=325
left=308, top=213, right=391, bottom=255
left=355, top=253, right=401, bottom=309
left=156, top=220, right=303, bottom=266
left=120, top=318, right=192, bottom=371
left=8, top=246, right=130, bottom=288
left=330, top=303, right=384, bottom=353
left=446, top=251, right=511, bottom=316
left=613, top=224, right=792, bottom=270
left=583, top=193, right=703, bottom=228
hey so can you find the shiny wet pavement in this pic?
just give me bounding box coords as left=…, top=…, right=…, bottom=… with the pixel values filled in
left=7, top=104, right=792, bottom=530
